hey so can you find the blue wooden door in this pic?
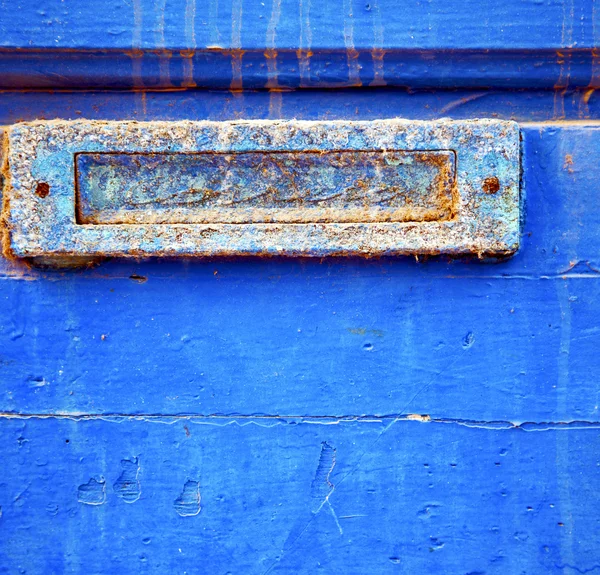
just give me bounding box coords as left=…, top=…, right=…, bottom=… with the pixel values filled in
left=1, top=1, right=600, bottom=573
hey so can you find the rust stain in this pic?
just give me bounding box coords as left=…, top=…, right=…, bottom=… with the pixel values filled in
left=370, top=49, right=386, bottom=87
left=563, top=153, right=574, bottom=174
left=554, top=0, right=575, bottom=119
left=74, top=150, right=456, bottom=225
left=579, top=87, right=595, bottom=119
left=264, top=49, right=279, bottom=90
left=34, top=182, right=50, bottom=198
left=553, top=49, right=568, bottom=120
left=180, top=50, right=197, bottom=89
left=582, top=88, right=595, bottom=105
left=229, top=49, right=245, bottom=92
left=481, top=176, right=500, bottom=195
left=1, top=130, right=12, bottom=260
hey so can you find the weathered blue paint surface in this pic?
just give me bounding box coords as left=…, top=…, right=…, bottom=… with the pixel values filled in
left=1, top=0, right=598, bottom=90
left=2, top=0, right=600, bottom=572
left=1, top=96, right=600, bottom=574
left=2, top=416, right=600, bottom=574
left=1, top=0, right=596, bottom=51
left=1, top=49, right=599, bottom=90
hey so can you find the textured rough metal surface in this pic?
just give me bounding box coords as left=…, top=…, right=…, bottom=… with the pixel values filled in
left=2, top=119, right=520, bottom=259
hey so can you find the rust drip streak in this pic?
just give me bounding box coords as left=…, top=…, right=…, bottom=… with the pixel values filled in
left=554, top=0, right=575, bottom=119
left=180, top=50, right=197, bottom=89
left=229, top=0, right=244, bottom=92
left=369, top=0, right=386, bottom=87
left=229, top=50, right=245, bottom=92
left=370, top=49, right=386, bottom=87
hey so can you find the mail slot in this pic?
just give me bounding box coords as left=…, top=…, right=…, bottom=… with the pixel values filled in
left=75, top=150, right=456, bottom=225
left=2, top=118, right=520, bottom=260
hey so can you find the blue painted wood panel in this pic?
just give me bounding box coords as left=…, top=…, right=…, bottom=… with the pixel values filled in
left=1, top=0, right=598, bottom=89
left=1, top=121, right=600, bottom=423
left=2, top=49, right=598, bottom=90
left=2, top=1, right=600, bottom=569
left=1, top=0, right=596, bottom=51
left=2, top=417, right=600, bottom=574
left=0, top=263, right=598, bottom=422
left=1, top=88, right=598, bottom=125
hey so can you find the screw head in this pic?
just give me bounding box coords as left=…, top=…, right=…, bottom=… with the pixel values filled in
left=35, top=182, right=50, bottom=198
left=482, top=176, right=500, bottom=194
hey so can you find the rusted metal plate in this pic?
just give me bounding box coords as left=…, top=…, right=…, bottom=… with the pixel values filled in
left=1, top=119, right=520, bottom=259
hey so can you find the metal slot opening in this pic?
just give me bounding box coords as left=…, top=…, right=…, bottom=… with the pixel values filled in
left=75, top=150, right=456, bottom=225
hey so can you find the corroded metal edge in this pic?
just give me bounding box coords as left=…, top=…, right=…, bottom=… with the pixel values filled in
left=2, top=119, right=520, bottom=260
left=1, top=128, right=11, bottom=259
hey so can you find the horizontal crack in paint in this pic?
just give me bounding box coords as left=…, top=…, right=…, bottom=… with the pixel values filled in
left=0, top=412, right=599, bottom=431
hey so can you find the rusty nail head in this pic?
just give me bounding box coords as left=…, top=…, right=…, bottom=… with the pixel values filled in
left=482, top=176, right=500, bottom=194
left=35, top=182, right=50, bottom=198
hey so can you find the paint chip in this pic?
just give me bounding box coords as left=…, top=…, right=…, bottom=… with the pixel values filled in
left=174, top=480, right=201, bottom=517
left=77, top=477, right=106, bottom=505
left=310, top=442, right=336, bottom=513
left=113, top=457, right=141, bottom=503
